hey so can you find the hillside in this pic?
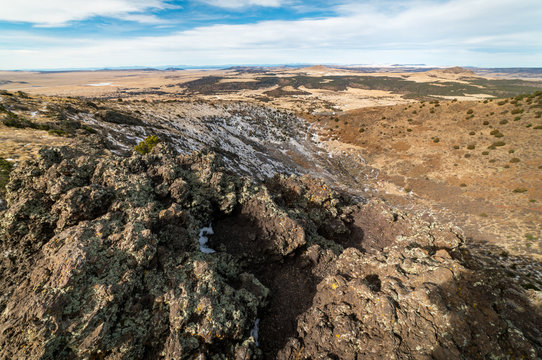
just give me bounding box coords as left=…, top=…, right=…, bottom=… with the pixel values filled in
left=0, top=86, right=541, bottom=359
left=314, top=93, right=542, bottom=262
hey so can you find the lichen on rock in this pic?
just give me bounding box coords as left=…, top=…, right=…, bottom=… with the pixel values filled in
left=0, top=144, right=540, bottom=360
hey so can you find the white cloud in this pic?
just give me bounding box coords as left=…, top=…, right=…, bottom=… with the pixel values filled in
left=0, top=0, right=541, bottom=68
left=199, top=0, right=286, bottom=8
left=0, top=0, right=175, bottom=27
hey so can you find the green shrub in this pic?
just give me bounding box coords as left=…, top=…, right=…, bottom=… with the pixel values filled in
left=48, top=129, right=67, bottom=136
left=0, top=157, right=13, bottom=193
left=134, top=135, right=160, bottom=155
left=513, top=188, right=527, bottom=193
left=499, top=119, right=508, bottom=125
left=464, top=154, right=471, bottom=158
left=482, top=151, right=489, bottom=155
left=467, top=144, right=475, bottom=150
left=510, top=158, right=520, bottom=163
left=511, top=108, right=523, bottom=114
left=433, top=137, right=440, bottom=143
left=534, top=125, right=542, bottom=129
left=358, top=128, right=365, bottom=133
left=490, top=129, right=504, bottom=138
left=514, top=116, right=521, bottom=121
left=460, top=183, right=467, bottom=187
left=407, top=128, right=412, bottom=132
left=1, top=112, right=36, bottom=129
left=497, top=100, right=507, bottom=105
left=508, top=149, right=515, bottom=154
left=467, top=109, right=474, bottom=114
left=469, top=131, right=475, bottom=135
left=483, top=121, right=489, bottom=125
left=453, top=145, right=460, bottom=149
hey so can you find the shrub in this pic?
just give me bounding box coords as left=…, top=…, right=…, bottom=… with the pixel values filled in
left=508, top=149, right=515, bottom=154
left=513, top=188, right=527, bottom=193
left=134, top=135, right=160, bottom=155
left=483, top=121, right=489, bottom=125
left=482, top=151, right=489, bottom=155
left=511, top=108, right=524, bottom=114
left=497, top=100, right=507, bottom=105
left=490, top=129, right=504, bottom=138
left=453, top=145, right=460, bottom=149
left=460, top=183, right=467, bottom=187
left=467, top=144, right=475, bottom=150
left=48, top=129, right=67, bottom=136
left=480, top=213, right=488, bottom=217
left=534, top=125, right=542, bottom=129
left=467, top=109, right=474, bottom=114
left=499, top=119, right=508, bottom=125
left=358, top=128, right=365, bottom=133
left=433, top=137, right=440, bottom=143
left=0, top=157, right=13, bottom=193
left=510, top=158, right=520, bottom=163
left=464, top=154, right=471, bottom=158
left=407, top=128, right=412, bottom=132
left=514, top=116, right=521, bottom=121
left=1, top=112, right=36, bottom=129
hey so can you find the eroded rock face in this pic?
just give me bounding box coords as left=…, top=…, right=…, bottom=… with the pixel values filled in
left=0, top=145, right=540, bottom=360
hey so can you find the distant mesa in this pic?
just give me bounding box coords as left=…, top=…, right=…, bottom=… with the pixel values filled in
left=302, top=65, right=330, bottom=72
left=429, top=66, right=476, bottom=76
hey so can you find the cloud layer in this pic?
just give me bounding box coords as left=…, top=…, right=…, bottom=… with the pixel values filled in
left=0, top=0, right=540, bottom=69
left=0, top=0, right=173, bottom=26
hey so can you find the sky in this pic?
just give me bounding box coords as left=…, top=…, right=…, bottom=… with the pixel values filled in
left=0, top=0, right=540, bottom=70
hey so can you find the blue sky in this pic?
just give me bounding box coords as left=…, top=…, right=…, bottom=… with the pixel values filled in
left=0, top=0, right=540, bottom=70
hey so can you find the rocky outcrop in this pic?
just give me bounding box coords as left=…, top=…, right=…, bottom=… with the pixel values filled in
left=0, top=145, right=540, bottom=359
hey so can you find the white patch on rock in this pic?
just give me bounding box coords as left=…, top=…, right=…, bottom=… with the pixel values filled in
left=250, top=318, right=260, bottom=346
left=199, top=224, right=215, bottom=254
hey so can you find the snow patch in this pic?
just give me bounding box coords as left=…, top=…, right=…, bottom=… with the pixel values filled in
left=87, top=82, right=113, bottom=87
left=199, top=224, right=215, bottom=254
left=250, top=318, right=260, bottom=346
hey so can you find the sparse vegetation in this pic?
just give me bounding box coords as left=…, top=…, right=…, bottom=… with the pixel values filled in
left=509, top=158, right=520, bottom=163
left=513, top=188, right=528, bottom=193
